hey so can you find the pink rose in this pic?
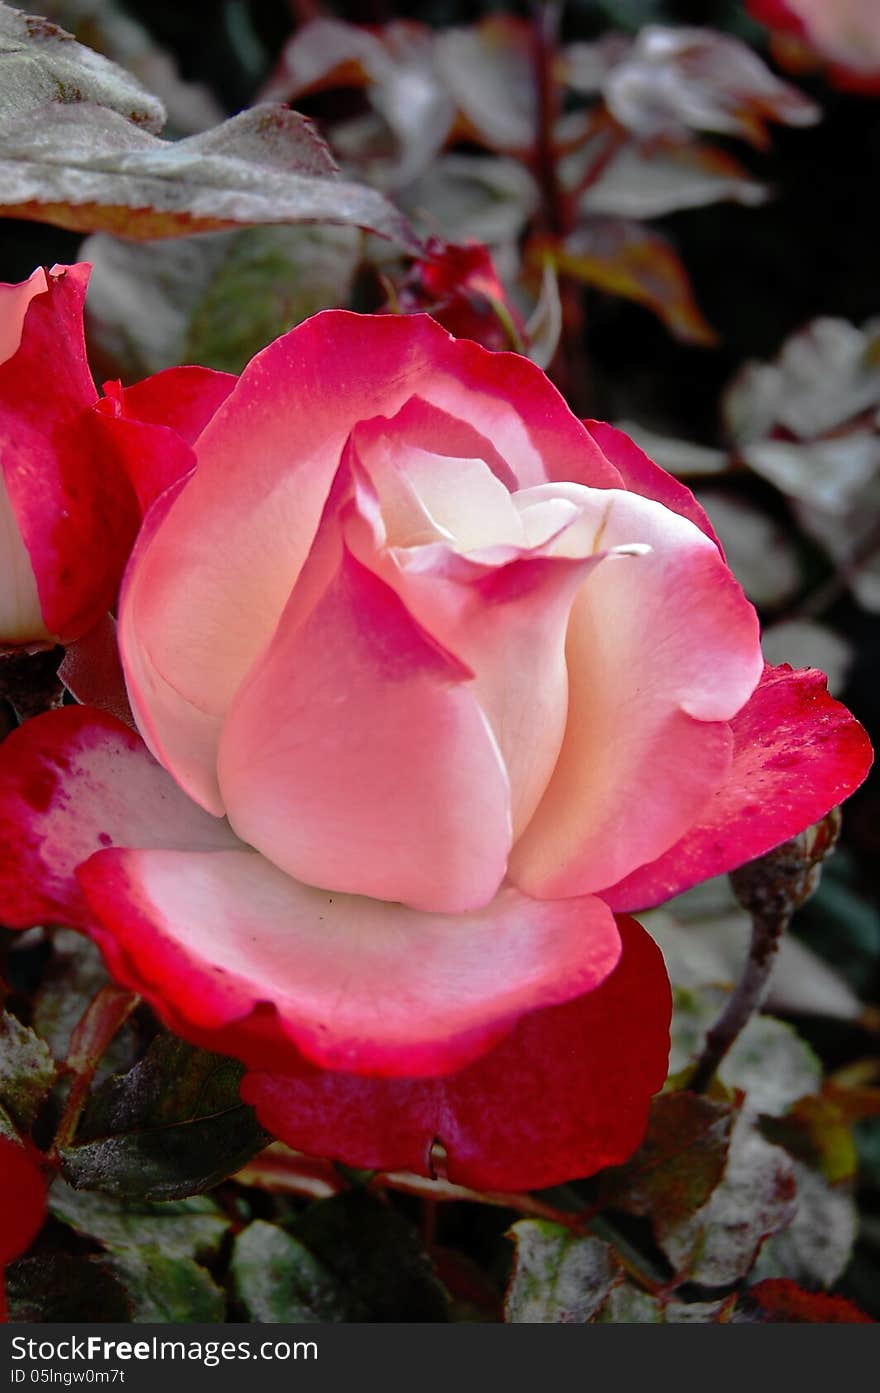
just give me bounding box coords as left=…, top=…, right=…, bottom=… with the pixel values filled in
left=0, top=311, right=870, bottom=1189
left=0, top=263, right=234, bottom=651
left=749, top=0, right=880, bottom=92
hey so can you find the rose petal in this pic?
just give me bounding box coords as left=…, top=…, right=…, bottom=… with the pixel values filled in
left=95, top=365, right=235, bottom=514
left=218, top=530, right=512, bottom=910
left=0, top=464, right=48, bottom=643
left=241, top=915, right=670, bottom=1191
left=585, top=419, right=723, bottom=549
left=0, top=706, right=236, bottom=931
left=0, top=264, right=140, bottom=641
left=510, top=486, right=763, bottom=896
left=604, top=663, right=874, bottom=911
left=118, top=477, right=227, bottom=813
left=0, top=267, right=47, bottom=366
left=120, top=312, right=621, bottom=764
left=78, top=845, right=623, bottom=1077
left=0, top=1137, right=46, bottom=1320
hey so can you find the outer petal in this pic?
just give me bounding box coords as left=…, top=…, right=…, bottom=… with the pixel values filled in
left=218, top=536, right=512, bottom=911
left=241, top=916, right=671, bottom=1191
left=510, top=488, right=763, bottom=897
left=95, top=366, right=236, bottom=514
left=585, top=419, right=722, bottom=549
left=120, top=312, right=621, bottom=774
left=0, top=1138, right=46, bottom=1321
left=604, top=664, right=874, bottom=911
left=77, top=846, right=622, bottom=1077
left=0, top=264, right=141, bottom=641
left=0, top=706, right=236, bottom=931
left=0, top=267, right=47, bottom=366
left=118, top=477, right=228, bottom=813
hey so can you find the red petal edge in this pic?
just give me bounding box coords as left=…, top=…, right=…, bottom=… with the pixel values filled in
left=605, top=664, right=873, bottom=912
left=0, top=1138, right=46, bottom=1323
left=241, top=916, right=671, bottom=1192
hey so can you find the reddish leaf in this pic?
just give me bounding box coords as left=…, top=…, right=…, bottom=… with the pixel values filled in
left=539, top=219, right=717, bottom=346
left=746, top=1278, right=873, bottom=1323
left=599, top=1092, right=735, bottom=1241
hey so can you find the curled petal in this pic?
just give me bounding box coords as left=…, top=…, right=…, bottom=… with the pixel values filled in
left=510, top=487, right=763, bottom=896
left=95, top=365, right=235, bottom=514
left=585, top=419, right=722, bottom=548
left=241, top=916, right=670, bottom=1191
left=78, top=846, right=622, bottom=1077
left=0, top=267, right=47, bottom=367
left=605, top=663, right=874, bottom=911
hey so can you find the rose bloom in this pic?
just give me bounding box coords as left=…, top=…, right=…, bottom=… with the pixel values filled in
left=749, top=0, right=880, bottom=92
left=0, top=310, right=871, bottom=1189
left=0, top=263, right=233, bottom=653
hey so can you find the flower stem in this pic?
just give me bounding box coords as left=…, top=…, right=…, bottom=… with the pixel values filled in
left=689, top=906, right=789, bottom=1094
left=53, top=984, right=139, bottom=1154
left=690, top=811, right=842, bottom=1095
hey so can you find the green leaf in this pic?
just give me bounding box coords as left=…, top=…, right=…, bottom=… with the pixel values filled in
left=505, top=1221, right=622, bottom=1323
left=597, top=1283, right=733, bottom=1323
left=184, top=225, right=361, bottom=374
left=5, top=1254, right=131, bottom=1322
left=0, top=100, right=418, bottom=245
left=0, top=2, right=164, bottom=130
left=0, top=1007, right=57, bottom=1129
left=598, top=1092, right=735, bottom=1242
left=752, top=1161, right=857, bottom=1288
left=50, top=1179, right=230, bottom=1260
left=84, top=223, right=362, bottom=380
left=723, top=1017, right=822, bottom=1117
left=60, top=1034, right=269, bottom=1199
left=292, top=1192, right=449, bottom=1322
left=660, top=1114, right=797, bottom=1287
left=231, top=1220, right=357, bottom=1323
left=106, top=1248, right=225, bottom=1323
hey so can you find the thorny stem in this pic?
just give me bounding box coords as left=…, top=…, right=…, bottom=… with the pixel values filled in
left=52, top=984, right=139, bottom=1155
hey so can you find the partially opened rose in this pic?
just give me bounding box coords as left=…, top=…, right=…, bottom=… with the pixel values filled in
left=0, top=262, right=233, bottom=651
left=0, top=311, right=871, bottom=1189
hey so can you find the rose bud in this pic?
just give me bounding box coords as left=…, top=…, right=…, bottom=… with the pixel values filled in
left=394, top=238, right=527, bottom=352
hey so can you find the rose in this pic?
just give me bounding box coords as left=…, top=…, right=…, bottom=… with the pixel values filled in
left=0, top=311, right=870, bottom=1190
left=0, top=262, right=233, bottom=653
left=749, top=0, right=880, bottom=92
